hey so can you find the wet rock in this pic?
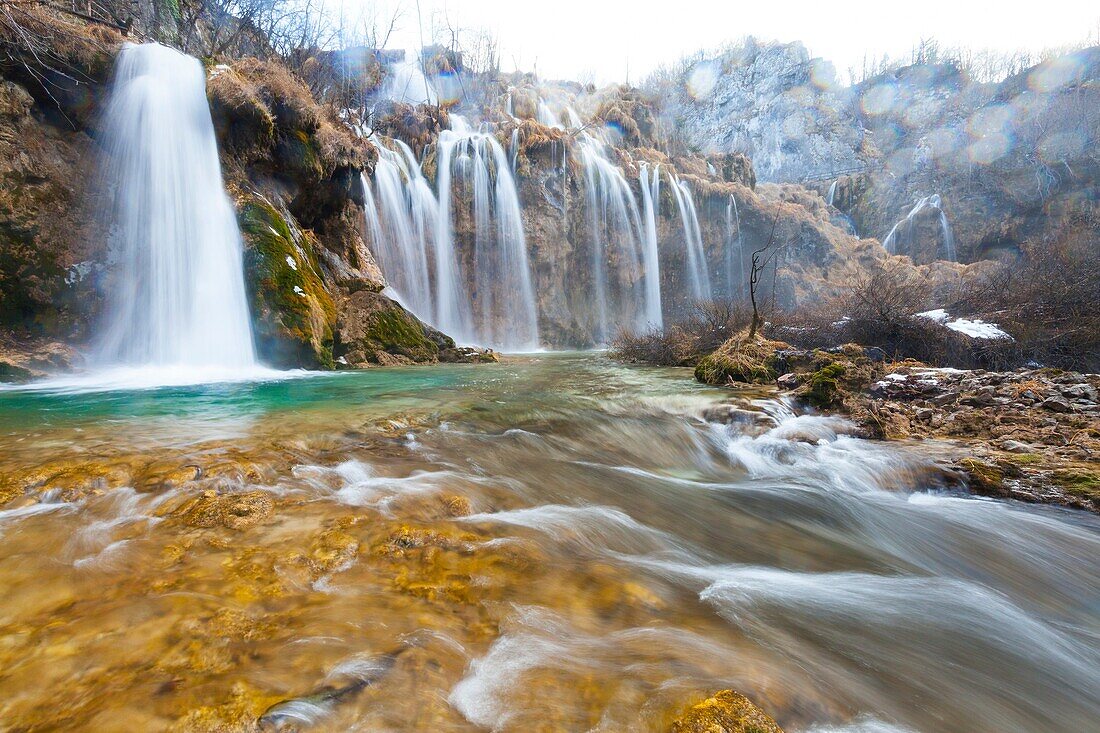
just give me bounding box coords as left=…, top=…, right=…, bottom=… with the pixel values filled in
left=441, top=494, right=473, bottom=517
left=669, top=689, right=784, bottom=733
left=179, top=490, right=274, bottom=530
left=776, top=372, right=800, bottom=390
left=701, top=404, right=772, bottom=428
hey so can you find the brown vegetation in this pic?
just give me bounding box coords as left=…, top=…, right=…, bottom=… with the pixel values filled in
left=610, top=300, right=752, bottom=367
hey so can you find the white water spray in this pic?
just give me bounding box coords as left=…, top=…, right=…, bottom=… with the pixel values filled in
left=361, top=142, right=436, bottom=318
left=669, top=174, right=711, bottom=302
left=95, top=43, right=256, bottom=372
left=725, top=195, right=745, bottom=299
left=576, top=135, right=647, bottom=343
left=363, top=119, right=539, bottom=351
left=638, top=162, right=663, bottom=328
left=882, top=194, right=956, bottom=262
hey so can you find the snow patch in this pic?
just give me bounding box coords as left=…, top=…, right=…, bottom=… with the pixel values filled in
left=916, top=309, right=1012, bottom=340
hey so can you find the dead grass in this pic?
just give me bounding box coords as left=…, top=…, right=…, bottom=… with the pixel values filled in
left=610, top=300, right=752, bottom=367
left=693, top=328, right=789, bottom=385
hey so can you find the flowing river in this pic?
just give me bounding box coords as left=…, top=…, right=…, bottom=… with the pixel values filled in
left=0, top=354, right=1097, bottom=732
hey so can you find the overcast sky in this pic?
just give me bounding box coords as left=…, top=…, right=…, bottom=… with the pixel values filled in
left=346, top=0, right=1099, bottom=84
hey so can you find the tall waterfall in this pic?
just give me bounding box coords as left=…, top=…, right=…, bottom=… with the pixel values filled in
left=638, top=162, right=664, bottom=329
left=361, top=142, right=436, bottom=318
left=826, top=179, right=838, bottom=207
left=576, top=134, right=647, bottom=343
left=725, top=194, right=745, bottom=299
left=669, top=174, right=711, bottom=302
left=95, top=43, right=256, bottom=372
left=362, top=118, right=539, bottom=351
left=882, top=194, right=956, bottom=261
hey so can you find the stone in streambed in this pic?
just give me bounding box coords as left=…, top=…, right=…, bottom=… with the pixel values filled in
left=669, top=689, right=785, bottom=733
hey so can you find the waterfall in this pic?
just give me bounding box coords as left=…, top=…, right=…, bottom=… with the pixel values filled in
left=882, top=194, right=956, bottom=261
left=827, top=179, right=838, bottom=207
left=638, top=162, right=664, bottom=329
left=576, top=135, right=647, bottom=343
left=364, top=118, right=539, bottom=351
left=94, top=43, right=256, bottom=372
left=361, top=142, right=436, bottom=319
left=382, top=50, right=436, bottom=104
left=669, top=174, right=711, bottom=302
left=725, top=195, right=745, bottom=299
left=537, top=99, right=562, bottom=129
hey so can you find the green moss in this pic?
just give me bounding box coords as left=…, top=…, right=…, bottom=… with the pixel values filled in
left=1051, top=469, right=1100, bottom=501
left=279, top=129, right=322, bottom=180
left=1006, top=453, right=1043, bottom=465
left=958, top=458, right=1005, bottom=493
left=158, top=0, right=181, bottom=22
left=362, top=302, right=437, bottom=361
left=239, top=198, right=336, bottom=368
left=803, top=363, right=846, bottom=408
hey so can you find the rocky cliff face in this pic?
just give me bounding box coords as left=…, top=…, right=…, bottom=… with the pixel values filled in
left=659, top=41, right=1100, bottom=265
left=495, top=118, right=954, bottom=347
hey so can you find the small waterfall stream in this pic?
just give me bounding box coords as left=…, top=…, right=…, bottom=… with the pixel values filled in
left=576, top=134, right=647, bottom=343
left=725, top=194, right=745, bottom=299
left=882, top=193, right=957, bottom=261
left=638, top=162, right=664, bottom=329
left=361, top=142, right=436, bottom=319
left=94, top=42, right=257, bottom=373
left=669, top=174, right=711, bottom=302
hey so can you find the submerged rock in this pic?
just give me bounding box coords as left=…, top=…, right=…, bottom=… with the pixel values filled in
left=669, top=689, right=785, bottom=733
left=178, top=490, right=275, bottom=530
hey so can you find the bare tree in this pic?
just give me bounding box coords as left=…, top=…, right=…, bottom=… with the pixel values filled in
left=748, top=211, right=782, bottom=339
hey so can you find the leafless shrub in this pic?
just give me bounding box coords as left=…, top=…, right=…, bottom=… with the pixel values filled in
left=948, top=237, right=1100, bottom=372
left=610, top=299, right=752, bottom=366
left=774, top=263, right=987, bottom=368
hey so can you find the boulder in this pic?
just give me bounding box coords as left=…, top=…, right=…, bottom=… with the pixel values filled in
left=669, top=690, right=784, bottom=733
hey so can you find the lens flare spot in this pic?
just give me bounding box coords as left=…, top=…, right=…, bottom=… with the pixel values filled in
left=862, top=83, right=897, bottom=115
left=686, top=61, right=720, bottom=100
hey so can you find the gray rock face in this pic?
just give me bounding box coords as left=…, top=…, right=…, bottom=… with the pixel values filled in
left=656, top=41, right=1100, bottom=265
left=657, top=40, right=866, bottom=182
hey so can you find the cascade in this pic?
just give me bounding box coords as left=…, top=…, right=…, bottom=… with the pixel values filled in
left=576, top=134, right=648, bottom=343
left=361, top=142, right=437, bottom=319
left=382, top=50, right=436, bottom=105
left=637, top=162, right=664, bottom=328
left=94, top=42, right=256, bottom=372
left=725, top=194, right=746, bottom=299
left=827, top=179, right=838, bottom=207
left=537, top=99, right=562, bottom=129
left=668, top=174, right=712, bottom=302
left=882, top=194, right=956, bottom=261
left=364, top=117, right=539, bottom=351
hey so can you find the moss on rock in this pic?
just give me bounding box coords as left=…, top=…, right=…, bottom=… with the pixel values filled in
left=669, top=690, right=784, bottom=733
left=239, top=196, right=337, bottom=368
left=802, top=362, right=847, bottom=408
left=334, top=289, right=440, bottom=365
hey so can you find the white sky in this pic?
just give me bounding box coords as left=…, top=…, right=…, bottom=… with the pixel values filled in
left=345, top=0, right=1100, bottom=84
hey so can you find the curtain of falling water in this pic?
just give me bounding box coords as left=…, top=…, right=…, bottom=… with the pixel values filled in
left=94, top=43, right=256, bottom=369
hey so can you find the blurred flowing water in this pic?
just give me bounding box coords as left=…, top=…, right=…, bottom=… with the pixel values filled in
left=0, top=354, right=1096, bottom=731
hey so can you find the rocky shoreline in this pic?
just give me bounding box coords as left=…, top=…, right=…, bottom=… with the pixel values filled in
left=694, top=334, right=1100, bottom=514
